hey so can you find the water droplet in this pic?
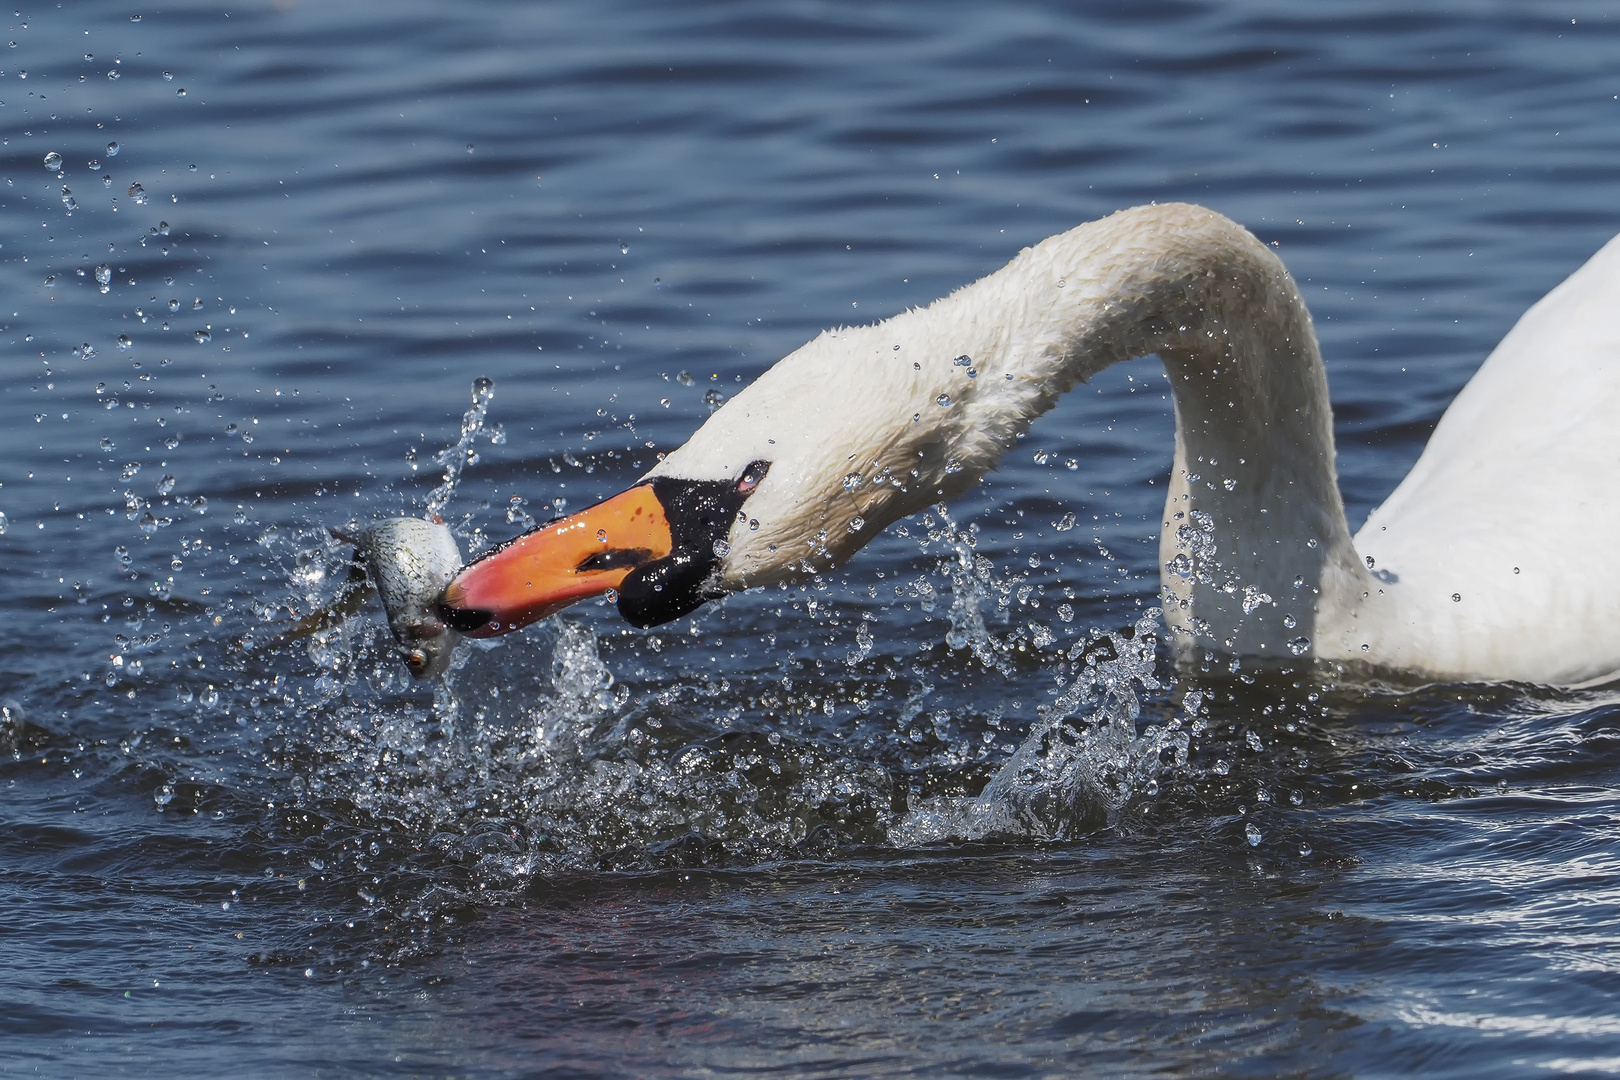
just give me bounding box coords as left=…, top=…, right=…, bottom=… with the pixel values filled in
left=120, top=462, right=141, bottom=481
left=106, top=69, right=120, bottom=80
left=168, top=298, right=179, bottom=313
left=747, top=518, right=759, bottom=531
left=162, top=71, right=172, bottom=81
left=676, top=370, right=695, bottom=387
left=192, top=330, right=211, bottom=344
left=189, top=495, right=207, bottom=514
left=94, top=264, right=111, bottom=286
left=935, top=393, right=951, bottom=407
left=42, top=151, right=61, bottom=171
left=191, top=297, right=203, bottom=310
left=1286, top=636, right=1310, bottom=656
left=1053, top=512, right=1075, bottom=532
left=848, top=516, right=865, bottom=533
left=163, top=433, right=180, bottom=450
left=0, top=511, right=7, bottom=535
left=1299, top=842, right=1312, bottom=857
left=117, top=334, right=132, bottom=350
left=619, top=242, right=628, bottom=255
left=153, top=783, right=174, bottom=807
left=703, top=388, right=725, bottom=409
left=952, top=354, right=972, bottom=366
left=129, top=13, right=142, bottom=22
left=1452, top=592, right=1462, bottom=603
left=1245, top=730, right=1264, bottom=753
left=114, top=545, right=131, bottom=566
left=712, top=539, right=730, bottom=558
left=99, top=437, right=115, bottom=451
left=1244, top=822, right=1262, bottom=847
left=127, top=182, right=146, bottom=204
left=1223, top=478, right=1236, bottom=491
left=175, top=88, right=186, bottom=97
left=155, top=475, right=175, bottom=495
left=106, top=141, right=119, bottom=157
left=842, top=472, right=860, bottom=492
left=1033, top=449, right=1050, bottom=465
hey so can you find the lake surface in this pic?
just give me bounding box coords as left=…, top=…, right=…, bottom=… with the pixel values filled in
left=5, top=2, right=1620, bottom=1076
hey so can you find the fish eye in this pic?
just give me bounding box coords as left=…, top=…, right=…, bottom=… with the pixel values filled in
left=407, top=649, right=427, bottom=672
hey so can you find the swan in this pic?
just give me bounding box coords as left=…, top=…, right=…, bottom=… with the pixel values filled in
left=441, top=202, right=1620, bottom=687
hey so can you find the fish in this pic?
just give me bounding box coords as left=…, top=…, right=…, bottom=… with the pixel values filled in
left=278, top=517, right=465, bottom=680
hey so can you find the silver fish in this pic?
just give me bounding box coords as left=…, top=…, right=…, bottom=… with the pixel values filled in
left=355, top=517, right=464, bottom=679
left=278, top=517, right=464, bottom=679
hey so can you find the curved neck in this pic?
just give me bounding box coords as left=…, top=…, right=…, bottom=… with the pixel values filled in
left=661, top=203, right=1374, bottom=660
left=930, top=203, right=1369, bottom=658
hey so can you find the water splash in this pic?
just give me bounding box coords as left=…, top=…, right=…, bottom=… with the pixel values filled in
left=893, top=608, right=1187, bottom=843
left=424, top=376, right=498, bottom=521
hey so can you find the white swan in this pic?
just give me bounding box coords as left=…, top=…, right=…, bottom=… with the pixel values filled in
left=443, top=203, right=1620, bottom=687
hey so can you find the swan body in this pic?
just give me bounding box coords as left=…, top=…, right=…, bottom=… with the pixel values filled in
left=445, top=203, right=1620, bottom=686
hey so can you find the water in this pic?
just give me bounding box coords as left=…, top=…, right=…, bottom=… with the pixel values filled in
left=5, top=2, right=1620, bottom=1076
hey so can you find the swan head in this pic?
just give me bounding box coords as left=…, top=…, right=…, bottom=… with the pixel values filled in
left=440, top=319, right=993, bottom=633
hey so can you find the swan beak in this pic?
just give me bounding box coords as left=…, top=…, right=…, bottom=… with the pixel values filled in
left=440, top=484, right=672, bottom=637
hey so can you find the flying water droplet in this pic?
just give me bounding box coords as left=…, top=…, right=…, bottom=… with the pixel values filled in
left=1286, top=636, right=1310, bottom=656
left=1244, top=822, right=1262, bottom=847
left=127, top=182, right=146, bottom=204
left=153, top=783, right=174, bottom=807
left=712, top=539, right=731, bottom=558
left=703, top=389, right=725, bottom=409
left=168, top=299, right=179, bottom=313
left=935, top=393, right=951, bottom=407
left=43, top=151, right=61, bottom=171
left=155, top=475, right=175, bottom=495
left=676, top=370, right=695, bottom=387
left=117, top=334, right=132, bottom=350
left=192, top=330, right=210, bottom=344
left=1053, top=512, right=1075, bottom=532
left=106, top=141, right=119, bottom=156
left=842, top=472, right=860, bottom=492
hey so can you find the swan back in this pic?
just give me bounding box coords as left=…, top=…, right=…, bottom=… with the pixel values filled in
left=1353, top=233, right=1620, bottom=683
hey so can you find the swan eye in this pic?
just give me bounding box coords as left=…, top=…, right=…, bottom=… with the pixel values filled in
left=736, top=459, right=770, bottom=495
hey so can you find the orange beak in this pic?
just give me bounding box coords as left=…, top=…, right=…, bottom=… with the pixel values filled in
left=440, top=484, right=672, bottom=637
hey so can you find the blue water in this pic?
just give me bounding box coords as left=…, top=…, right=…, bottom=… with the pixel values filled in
left=5, top=2, right=1620, bottom=1076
